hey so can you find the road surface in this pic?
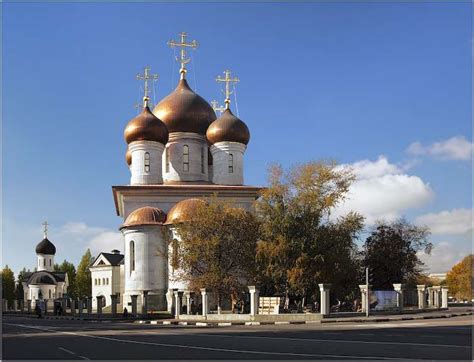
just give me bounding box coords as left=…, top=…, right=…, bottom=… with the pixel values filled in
left=2, top=314, right=472, bottom=360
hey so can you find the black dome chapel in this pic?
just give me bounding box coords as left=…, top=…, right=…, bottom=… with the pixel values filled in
left=35, top=238, right=56, bottom=255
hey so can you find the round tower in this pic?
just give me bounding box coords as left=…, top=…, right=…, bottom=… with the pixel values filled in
left=35, top=222, right=56, bottom=272
left=120, top=206, right=168, bottom=311
left=124, top=99, right=168, bottom=185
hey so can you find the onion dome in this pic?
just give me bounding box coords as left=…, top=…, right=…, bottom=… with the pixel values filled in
left=29, top=273, right=56, bottom=285
left=124, top=106, right=169, bottom=145
left=206, top=108, right=250, bottom=145
left=125, top=147, right=131, bottom=166
left=164, top=198, right=207, bottom=225
left=35, top=238, right=56, bottom=255
left=153, top=79, right=216, bottom=135
left=120, top=206, right=167, bottom=229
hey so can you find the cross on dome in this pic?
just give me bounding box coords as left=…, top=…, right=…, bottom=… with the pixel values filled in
left=42, top=221, right=48, bottom=238
left=167, top=32, right=198, bottom=79
left=216, top=70, right=239, bottom=109
left=136, top=66, right=158, bottom=107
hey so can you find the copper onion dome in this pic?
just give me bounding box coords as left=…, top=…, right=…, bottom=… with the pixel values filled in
left=125, top=147, right=131, bottom=166
left=164, top=198, right=207, bottom=225
left=120, top=206, right=167, bottom=229
left=124, top=106, right=169, bottom=144
left=153, top=79, right=216, bottom=135
left=35, top=238, right=56, bottom=255
left=206, top=108, right=250, bottom=145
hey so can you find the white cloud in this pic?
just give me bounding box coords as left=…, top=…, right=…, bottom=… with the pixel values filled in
left=415, top=208, right=472, bottom=235
left=407, top=136, right=473, bottom=161
left=334, top=156, right=434, bottom=224
left=418, top=242, right=467, bottom=273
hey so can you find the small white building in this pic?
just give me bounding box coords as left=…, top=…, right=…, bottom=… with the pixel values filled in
left=22, top=225, right=69, bottom=308
left=89, top=250, right=124, bottom=310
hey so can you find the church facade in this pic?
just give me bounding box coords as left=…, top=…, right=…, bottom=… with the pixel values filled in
left=90, top=32, right=261, bottom=312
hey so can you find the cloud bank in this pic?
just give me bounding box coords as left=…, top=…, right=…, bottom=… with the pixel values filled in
left=415, top=208, right=472, bottom=236
left=407, top=136, right=473, bottom=161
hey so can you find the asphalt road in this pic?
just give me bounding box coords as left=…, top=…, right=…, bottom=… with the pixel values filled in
left=2, top=314, right=472, bottom=360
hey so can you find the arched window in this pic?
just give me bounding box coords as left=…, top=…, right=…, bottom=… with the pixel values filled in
left=49, top=259, right=51, bottom=266
left=102, top=278, right=105, bottom=285
left=228, top=154, right=234, bottom=173
left=201, top=147, right=205, bottom=173
left=98, top=279, right=100, bottom=285
left=144, top=152, right=150, bottom=172
left=106, top=278, right=109, bottom=285
left=43, top=259, right=46, bottom=267
left=49, top=290, right=51, bottom=299
left=130, top=240, right=135, bottom=274
left=165, top=147, right=170, bottom=173
left=183, top=145, right=189, bottom=172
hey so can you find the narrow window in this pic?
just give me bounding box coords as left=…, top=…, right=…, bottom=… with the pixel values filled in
left=102, top=278, right=105, bottom=285
left=98, top=279, right=101, bottom=286
left=49, top=259, right=51, bottom=266
left=130, top=240, right=135, bottom=274
left=165, top=147, right=170, bottom=173
left=229, top=154, right=234, bottom=173
left=144, top=152, right=150, bottom=172
left=201, top=147, right=205, bottom=173
left=43, top=259, right=46, bottom=267
left=183, top=145, right=189, bottom=172
left=49, top=290, right=51, bottom=299
left=107, top=278, right=109, bottom=285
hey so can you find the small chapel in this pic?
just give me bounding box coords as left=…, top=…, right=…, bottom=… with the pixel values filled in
left=90, top=32, right=261, bottom=312
left=22, top=222, right=69, bottom=308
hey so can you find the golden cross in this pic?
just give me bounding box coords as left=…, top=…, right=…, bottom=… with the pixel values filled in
left=136, top=66, right=158, bottom=107
left=216, top=70, right=239, bottom=109
left=42, top=221, right=48, bottom=238
left=167, top=32, right=198, bottom=79
left=211, top=100, right=226, bottom=115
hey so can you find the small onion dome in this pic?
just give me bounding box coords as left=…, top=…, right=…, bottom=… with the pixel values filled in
left=206, top=108, right=250, bottom=145
left=124, top=106, right=169, bottom=145
left=120, top=206, right=167, bottom=229
left=164, top=198, right=207, bottom=225
left=35, top=238, right=56, bottom=255
left=153, top=79, right=216, bottom=135
left=125, top=147, right=131, bottom=166
left=29, top=273, right=56, bottom=285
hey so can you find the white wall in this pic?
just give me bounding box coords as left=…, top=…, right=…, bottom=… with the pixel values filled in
left=91, top=267, right=114, bottom=310
left=129, top=140, right=165, bottom=185
left=210, top=142, right=246, bottom=185
left=163, top=132, right=209, bottom=183
left=37, top=254, right=54, bottom=272
left=122, top=225, right=168, bottom=311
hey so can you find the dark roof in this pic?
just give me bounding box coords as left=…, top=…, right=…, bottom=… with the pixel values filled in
left=95, top=252, right=124, bottom=266
left=28, top=272, right=56, bottom=285
left=35, top=238, right=56, bottom=255
left=52, top=272, right=66, bottom=282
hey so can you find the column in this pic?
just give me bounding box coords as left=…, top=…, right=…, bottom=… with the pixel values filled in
left=174, top=291, right=182, bottom=318
left=27, top=300, right=32, bottom=314
left=417, top=285, right=426, bottom=309
left=393, top=284, right=405, bottom=311
left=44, top=299, right=48, bottom=315
left=97, top=296, right=103, bottom=316
left=432, top=286, right=441, bottom=308
left=427, top=287, right=433, bottom=308
left=200, top=288, right=208, bottom=317
left=70, top=299, right=76, bottom=315
left=111, top=294, right=118, bottom=316
left=318, top=284, right=331, bottom=316
left=142, top=291, right=149, bottom=315
left=13, top=300, right=18, bottom=311
left=185, top=291, right=192, bottom=314
left=131, top=295, right=138, bottom=317
left=248, top=286, right=260, bottom=316
left=78, top=300, right=84, bottom=316
left=359, top=285, right=370, bottom=312
left=441, top=287, right=449, bottom=309
left=166, top=289, right=175, bottom=314
left=86, top=297, right=93, bottom=315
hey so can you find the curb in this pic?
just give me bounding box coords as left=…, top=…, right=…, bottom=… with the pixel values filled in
left=133, top=311, right=472, bottom=327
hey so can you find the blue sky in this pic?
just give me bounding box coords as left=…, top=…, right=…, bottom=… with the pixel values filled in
left=3, top=2, right=472, bottom=275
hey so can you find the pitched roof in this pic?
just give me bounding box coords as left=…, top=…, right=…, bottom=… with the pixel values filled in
left=92, top=252, right=124, bottom=267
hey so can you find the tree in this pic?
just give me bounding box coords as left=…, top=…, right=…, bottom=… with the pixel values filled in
left=15, top=268, right=28, bottom=301
left=445, top=255, right=472, bottom=301
left=2, top=266, right=16, bottom=307
left=361, top=219, right=432, bottom=289
left=75, top=249, right=94, bottom=298
left=55, top=260, right=77, bottom=298
left=171, top=198, right=261, bottom=313
left=256, top=161, right=364, bottom=306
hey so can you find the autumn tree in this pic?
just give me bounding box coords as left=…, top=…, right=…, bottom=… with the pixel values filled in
left=171, top=198, right=260, bottom=313
left=445, top=255, right=472, bottom=301
left=76, top=249, right=94, bottom=298
left=55, top=260, right=77, bottom=298
left=2, top=266, right=16, bottom=308
left=256, top=161, right=364, bottom=305
left=361, top=219, right=432, bottom=289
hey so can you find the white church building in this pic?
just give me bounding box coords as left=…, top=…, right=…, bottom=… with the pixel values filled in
left=90, top=32, right=261, bottom=312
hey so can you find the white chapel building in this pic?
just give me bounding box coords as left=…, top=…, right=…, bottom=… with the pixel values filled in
left=90, top=32, right=261, bottom=312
